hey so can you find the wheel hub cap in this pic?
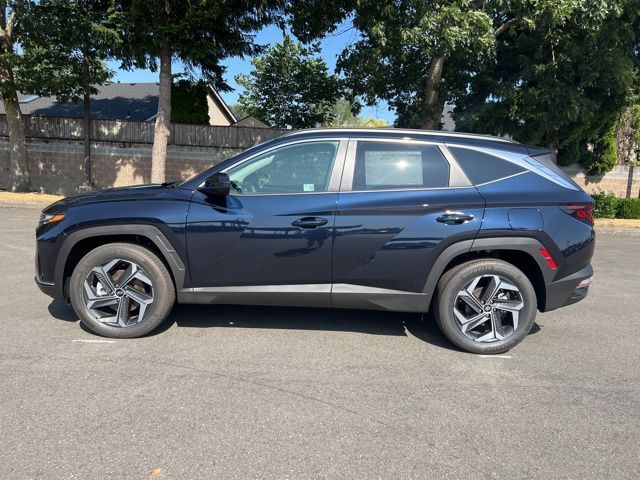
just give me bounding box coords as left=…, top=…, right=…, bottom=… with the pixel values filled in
left=83, top=258, right=154, bottom=328
left=453, top=274, right=524, bottom=343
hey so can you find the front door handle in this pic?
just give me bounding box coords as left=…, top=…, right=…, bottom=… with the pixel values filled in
left=291, top=217, right=329, bottom=229
left=436, top=212, right=475, bottom=225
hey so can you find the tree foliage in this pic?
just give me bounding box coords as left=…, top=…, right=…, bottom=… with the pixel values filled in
left=325, top=97, right=388, bottom=127
left=17, top=0, right=116, bottom=102
left=236, top=35, right=343, bottom=129
left=290, top=0, right=640, bottom=172
left=171, top=79, right=209, bottom=125
left=114, top=0, right=283, bottom=182
left=454, top=1, right=640, bottom=173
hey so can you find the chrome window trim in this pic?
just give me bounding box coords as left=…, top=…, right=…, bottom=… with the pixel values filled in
left=445, top=142, right=579, bottom=190
left=339, top=137, right=471, bottom=193
left=198, top=138, right=349, bottom=195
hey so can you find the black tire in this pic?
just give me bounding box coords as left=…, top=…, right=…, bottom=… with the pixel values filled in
left=433, top=259, right=537, bottom=354
left=69, top=243, right=175, bottom=338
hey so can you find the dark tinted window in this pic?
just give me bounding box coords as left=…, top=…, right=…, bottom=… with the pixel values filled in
left=449, top=147, right=525, bottom=185
left=352, top=142, right=450, bottom=190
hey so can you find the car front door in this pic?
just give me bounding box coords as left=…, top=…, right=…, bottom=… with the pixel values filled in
left=331, top=138, right=485, bottom=311
left=186, top=138, right=347, bottom=307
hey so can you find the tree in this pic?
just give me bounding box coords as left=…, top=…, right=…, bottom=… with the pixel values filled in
left=290, top=1, right=640, bottom=172
left=116, top=0, right=282, bottom=183
left=0, top=1, right=116, bottom=191
left=290, top=0, right=513, bottom=129
left=20, top=0, right=118, bottom=187
left=325, top=97, right=387, bottom=127
left=453, top=1, right=640, bottom=173
left=0, top=1, right=31, bottom=191
left=236, top=35, right=343, bottom=129
left=171, top=79, right=209, bottom=125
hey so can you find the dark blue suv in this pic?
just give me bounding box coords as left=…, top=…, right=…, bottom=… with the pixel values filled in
left=35, top=128, right=595, bottom=354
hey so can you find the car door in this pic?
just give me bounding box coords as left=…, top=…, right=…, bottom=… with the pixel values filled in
left=331, top=138, right=485, bottom=311
left=186, top=138, right=347, bottom=307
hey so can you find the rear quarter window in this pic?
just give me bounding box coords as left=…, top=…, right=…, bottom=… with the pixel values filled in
left=449, top=147, right=525, bottom=185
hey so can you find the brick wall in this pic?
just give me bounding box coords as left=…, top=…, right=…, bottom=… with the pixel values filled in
left=0, top=138, right=243, bottom=195
left=563, top=164, right=640, bottom=198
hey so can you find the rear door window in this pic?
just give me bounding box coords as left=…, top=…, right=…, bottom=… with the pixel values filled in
left=449, top=147, right=525, bottom=185
left=352, top=141, right=450, bottom=190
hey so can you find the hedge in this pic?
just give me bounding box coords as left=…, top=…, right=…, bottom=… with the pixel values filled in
left=591, top=191, right=640, bottom=219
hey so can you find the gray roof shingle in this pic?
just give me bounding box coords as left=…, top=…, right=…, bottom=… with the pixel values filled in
left=1, top=83, right=160, bottom=121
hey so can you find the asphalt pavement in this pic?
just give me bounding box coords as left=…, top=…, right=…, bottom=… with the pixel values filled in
left=1, top=203, right=638, bottom=479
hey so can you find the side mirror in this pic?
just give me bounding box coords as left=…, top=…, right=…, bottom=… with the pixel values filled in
left=199, top=173, right=231, bottom=197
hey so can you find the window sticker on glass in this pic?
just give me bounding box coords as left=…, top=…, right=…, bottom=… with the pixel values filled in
left=303, top=183, right=315, bottom=192
left=364, top=150, right=423, bottom=186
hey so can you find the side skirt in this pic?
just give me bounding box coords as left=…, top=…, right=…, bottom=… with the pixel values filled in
left=181, top=283, right=430, bottom=312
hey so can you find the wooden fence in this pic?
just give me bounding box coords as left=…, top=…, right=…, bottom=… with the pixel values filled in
left=0, top=115, right=286, bottom=149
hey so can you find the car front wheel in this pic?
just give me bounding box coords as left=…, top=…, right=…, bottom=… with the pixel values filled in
left=69, top=243, right=175, bottom=338
left=434, top=259, right=537, bottom=354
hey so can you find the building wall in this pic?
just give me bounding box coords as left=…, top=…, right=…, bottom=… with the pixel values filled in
left=0, top=138, right=243, bottom=195
left=207, top=96, right=233, bottom=126
left=563, top=164, right=640, bottom=198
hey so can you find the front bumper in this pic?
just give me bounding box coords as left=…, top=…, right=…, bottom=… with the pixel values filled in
left=35, top=274, right=60, bottom=299
left=543, top=264, right=593, bottom=311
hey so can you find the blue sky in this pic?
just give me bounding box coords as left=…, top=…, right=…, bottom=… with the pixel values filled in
left=107, top=24, right=394, bottom=123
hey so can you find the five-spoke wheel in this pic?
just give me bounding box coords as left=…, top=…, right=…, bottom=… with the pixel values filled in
left=434, top=259, right=536, bottom=354
left=83, top=259, right=155, bottom=328
left=454, top=274, right=524, bottom=343
left=70, top=243, right=175, bottom=338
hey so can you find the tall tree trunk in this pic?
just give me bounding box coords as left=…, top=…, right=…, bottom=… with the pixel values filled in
left=422, top=57, right=445, bottom=130
left=2, top=78, right=30, bottom=192
left=151, top=42, right=171, bottom=184
left=82, top=46, right=92, bottom=188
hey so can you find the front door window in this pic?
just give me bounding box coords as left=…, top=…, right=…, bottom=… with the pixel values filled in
left=227, top=141, right=340, bottom=194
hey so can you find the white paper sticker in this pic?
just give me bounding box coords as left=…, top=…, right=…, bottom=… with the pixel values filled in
left=303, top=183, right=315, bottom=192
left=364, top=150, right=423, bottom=186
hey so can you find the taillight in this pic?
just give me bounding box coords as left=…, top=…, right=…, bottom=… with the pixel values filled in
left=539, top=248, right=558, bottom=270
left=561, top=204, right=594, bottom=225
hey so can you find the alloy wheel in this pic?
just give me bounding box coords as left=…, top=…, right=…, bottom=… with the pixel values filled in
left=453, top=274, right=524, bottom=343
left=83, top=258, right=154, bottom=327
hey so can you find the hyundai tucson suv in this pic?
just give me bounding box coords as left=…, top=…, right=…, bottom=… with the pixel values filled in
left=35, top=128, right=595, bottom=354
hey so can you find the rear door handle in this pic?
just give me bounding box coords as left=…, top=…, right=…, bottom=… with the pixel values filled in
left=436, top=212, right=475, bottom=225
left=291, top=217, right=329, bottom=229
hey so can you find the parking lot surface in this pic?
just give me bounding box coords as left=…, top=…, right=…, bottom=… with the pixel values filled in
left=1, top=204, right=639, bottom=479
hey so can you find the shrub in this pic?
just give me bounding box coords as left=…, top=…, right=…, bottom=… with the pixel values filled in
left=583, top=127, right=618, bottom=175
left=591, top=191, right=619, bottom=218
left=616, top=197, right=640, bottom=219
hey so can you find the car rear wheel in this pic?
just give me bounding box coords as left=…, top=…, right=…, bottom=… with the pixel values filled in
left=69, top=243, right=175, bottom=338
left=434, top=259, right=537, bottom=354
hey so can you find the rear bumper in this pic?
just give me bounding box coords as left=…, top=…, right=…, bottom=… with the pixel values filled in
left=543, top=264, right=593, bottom=311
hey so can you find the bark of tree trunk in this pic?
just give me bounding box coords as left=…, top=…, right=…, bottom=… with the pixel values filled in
left=82, top=47, right=92, bottom=188
left=151, top=42, right=172, bottom=184
left=2, top=76, right=31, bottom=192
left=82, top=91, right=92, bottom=187
left=422, top=57, right=445, bottom=130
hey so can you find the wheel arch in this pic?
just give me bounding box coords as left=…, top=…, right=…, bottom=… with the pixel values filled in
left=56, top=225, right=188, bottom=302
left=423, top=237, right=552, bottom=312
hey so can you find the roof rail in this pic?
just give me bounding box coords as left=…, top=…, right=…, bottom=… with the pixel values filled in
left=280, top=127, right=518, bottom=144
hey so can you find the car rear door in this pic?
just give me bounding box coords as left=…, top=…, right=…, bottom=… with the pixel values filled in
left=186, top=138, right=347, bottom=307
left=331, top=138, right=485, bottom=310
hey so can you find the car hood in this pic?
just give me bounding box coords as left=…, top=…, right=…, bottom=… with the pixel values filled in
left=43, top=184, right=179, bottom=213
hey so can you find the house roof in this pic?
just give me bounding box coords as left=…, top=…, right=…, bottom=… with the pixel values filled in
left=1, top=83, right=161, bottom=121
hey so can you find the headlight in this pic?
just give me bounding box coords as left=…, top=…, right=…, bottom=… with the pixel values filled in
left=39, top=212, right=65, bottom=226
